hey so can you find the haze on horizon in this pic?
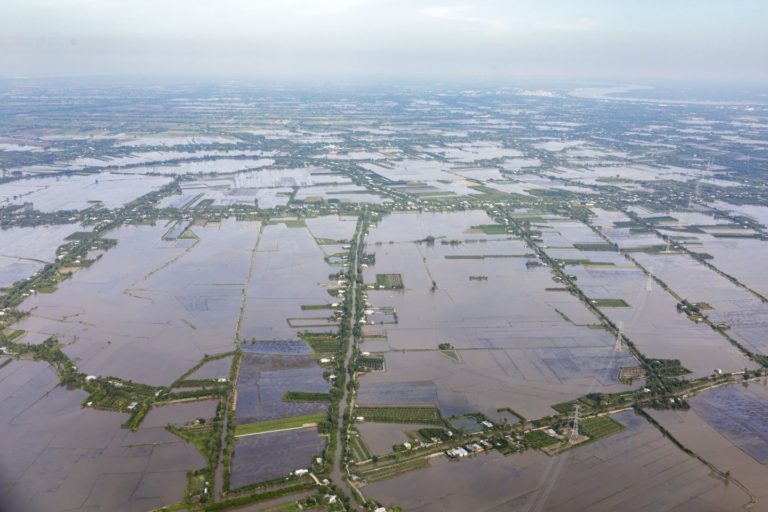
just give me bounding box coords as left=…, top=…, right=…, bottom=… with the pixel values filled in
left=0, top=0, right=766, bottom=84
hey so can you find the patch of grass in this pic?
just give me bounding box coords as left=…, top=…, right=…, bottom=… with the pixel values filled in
left=445, top=254, right=530, bottom=260
left=283, top=219, right=307, bottom=228
left=644, top=215, right=678, bottom=224
left=624, top=245, right=668, bottom=254
left=283, top=391, right=331, bottom=402
left=300, top=304, right=332, bottom=311
left=591, top=298, right=630, bottom=308
left=470, top=224, right=509, bottom=235
left=300, top=332, right=341, bottom=355
left=235, top=413, right=326, bottom=436
left=573, top=243, right=616, bottom=251
left=64, top=231, right=93, bottom=241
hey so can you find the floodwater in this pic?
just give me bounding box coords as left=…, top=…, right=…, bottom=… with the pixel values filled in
left=240, top=222, right=341, bottom=341
left=235, top=352, right=328, bottom=424
left=632, top=251, right=768, bottom=355
left=364, top=411, right=751, bottom=511
left=356, top=423, right=439, bottom=456
left=228, top=217, right=357, bottom=486
left=230, top=427, right=325, bottom=489
left=141, top=399, right=219, bottom=428
left=0, top=360, right=204, bottom=511
left=13, top=220, right=259, bottom=385
left=188, top=355, right=233, bottom=379
left=0, top=224, right=85, bottom=287
left=0, top=173, right=170, bottom=211
left=537, top=217, right=757, bottom=377
left=358, top=212, right=636, bottom=419
left=650, top=382, right=768, bottom=508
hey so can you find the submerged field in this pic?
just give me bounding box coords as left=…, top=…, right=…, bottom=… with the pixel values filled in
left=2, top=83, right=768, bottom=511
left=363, top=411, right=752, bottom=511
left=357, top=211, right=636, bottom=419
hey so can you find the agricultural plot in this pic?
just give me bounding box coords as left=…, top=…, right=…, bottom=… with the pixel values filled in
left=650, top=384, right=768, bottom=507
left=239, top=220, right=344, bottom=341
left=375, top=273, right=403, bottom=289
left=579, top=415, right=624, bottom=440
left=356, top=422, right=451, bottom=457
left=0, top=224, right=86, bottom=288
left=235, top=413, right=326, bottom=436
left=354, top=406, right=443, bottom=424
left=230, top=427, right=325, bottom=489
left=364, top=411, right=752, bottom=511
left=536, top=217, right=758, bottom=378
left=11, top=221, right=259, bottom=385
left=358, top=211, right=636, bottom=419
left=235, top=352, right=328, bottom=424
left=0, top=360, right=204, bottom=511
left=630, top=250, right=768, bottom=355
left=689, top=385, right=768, bottom=464
left=0, top=173, right=171, bottom=211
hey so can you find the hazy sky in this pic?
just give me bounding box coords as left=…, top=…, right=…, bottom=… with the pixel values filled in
left=1, top=0, right=766, bottom=83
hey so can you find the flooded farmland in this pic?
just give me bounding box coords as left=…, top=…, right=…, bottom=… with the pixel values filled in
left=363, top=411, right=750, bottom=511
left=0, top=224, right=85, bottom=287
left=650, top=383, right=768, bottom=508
left=0, top=173, right=171, bottom=211
left=2, top=81, right=768, bottom=511
left=357, top=212, right=636, bottom=419
left=12, top=220, right=259, bottom=385
left=0, top=360, right=204, bottom=511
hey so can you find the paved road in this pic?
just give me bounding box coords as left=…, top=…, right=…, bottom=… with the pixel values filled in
left=329, top=221, right=363, bottom=509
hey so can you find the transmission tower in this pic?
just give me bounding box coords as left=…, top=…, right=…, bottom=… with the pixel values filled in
left=614, top=321, right=624, bottom=352
left=645, top=273, right=653, bottom=292
left=570, top=404, right=581, bottom=442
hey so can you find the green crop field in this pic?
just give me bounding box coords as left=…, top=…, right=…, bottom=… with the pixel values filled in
left=376, top=273, right=404, bottom=289
left=591, top=298, right=630, bottom=308
left=580, top=415, right=624, bottom=440
left=525, top=430, right=560, bottom=449
left=573, top=243, right=616, bottom=251
left=235, top=413, right=326, bottom=436
left=471, top=224, right=509, bottom=235
left=355, top=406, right=443, bottom=424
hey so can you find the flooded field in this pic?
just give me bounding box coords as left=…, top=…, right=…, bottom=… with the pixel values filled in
left=0, top=360, right=204, bottom=512
left=0, top=224, right=84, bottom=287
left=356, top=423, right=436, bottom=456
left=0, top=173, right=170, bottom=211
left=364, top=411, right=749, bottom=511
left=632, top=251, right=768, bottom=355
left=650, top=383, right=768, bottom=507
left=231, top=428, right=325, bottom=489
left=358, top=212, right=636, bottom=419
left=240, top=221, right=343, bottom=341
left=536, top=217, right=757, bottom=377
left=235, top=351, right=328, bottom=424
left=141, top=399, right=219, bottom=428
left=13, top=220, right=259, bottom=385
left=227, top=216, right=355, bottom=485
left=2, top=83, right=767, bottom=511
